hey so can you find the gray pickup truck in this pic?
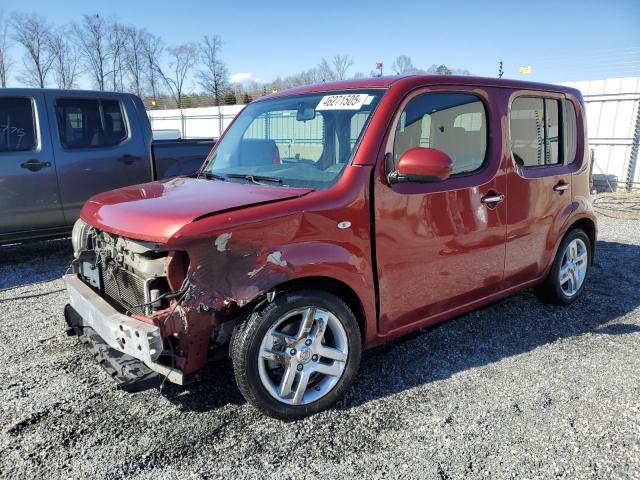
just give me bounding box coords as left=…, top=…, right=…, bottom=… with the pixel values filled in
left=0, top=89, right=215, bottom=244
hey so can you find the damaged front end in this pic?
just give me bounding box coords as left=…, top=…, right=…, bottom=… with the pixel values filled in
left=64, top=221, right=228, bottom=390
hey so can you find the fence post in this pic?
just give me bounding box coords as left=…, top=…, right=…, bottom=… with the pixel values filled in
left=218, top=105, right=223, bottom=138
left=626, top=100, right=640, bottom=191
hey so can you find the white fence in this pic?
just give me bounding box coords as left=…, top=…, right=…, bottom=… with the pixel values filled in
left=563, top=77, right=640, bottom=190
left=148, top=77, right=640, bottom=191
left=147, top=104, right=245, bottom=139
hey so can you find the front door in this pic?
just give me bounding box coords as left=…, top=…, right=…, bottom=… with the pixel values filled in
left=374, top=88, right=507, bottom=335
left=0, top=92, right=65, bottom=235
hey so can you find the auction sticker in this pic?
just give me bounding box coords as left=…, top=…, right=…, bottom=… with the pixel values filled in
left=316, top=94, right=368, bottom=110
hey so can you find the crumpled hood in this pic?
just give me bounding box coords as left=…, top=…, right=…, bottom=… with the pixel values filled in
left=81, top=177, right=312, bottom=243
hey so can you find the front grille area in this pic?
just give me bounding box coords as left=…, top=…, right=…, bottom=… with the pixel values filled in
left=101, top=265, right=148, bottom=315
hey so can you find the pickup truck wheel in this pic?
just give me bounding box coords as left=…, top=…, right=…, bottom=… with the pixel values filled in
left=536, top=229, right=591, bottom=305
left=230, top=289, right=361, bottom=420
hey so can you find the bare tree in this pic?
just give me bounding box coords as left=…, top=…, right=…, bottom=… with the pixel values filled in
left=317, top=59, right=335, bottom=82
left=157, top=43, right=198, bottom=108
left=123, top=26, right=145, bottom=97
left=332, top=54, right=354, bottom=80
left=11, top=13, right=54, bottom=88
left=73, top=14, right=110, bottom=90
left=427, top=64, right=452, bottom=75
left=196, top=35, right=229, bottom=106
left=141, top=32, right=163, bottom=101
left=196, top=35, right=229, bottom=134
left=48, top=27, right=79, bottom=88
left=0, top=11, right=12, bottom=87
left=392, top=55, right=419, bottom=75
left=108, top=20, right=127, bottom=91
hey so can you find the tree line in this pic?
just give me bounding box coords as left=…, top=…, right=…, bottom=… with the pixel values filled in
left=0, top=11, right=471, bottom=109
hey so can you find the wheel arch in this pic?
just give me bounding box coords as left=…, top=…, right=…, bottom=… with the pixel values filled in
left=567, top=216, right=597, bottom=264
left=241, top=276, right=367, bottom=344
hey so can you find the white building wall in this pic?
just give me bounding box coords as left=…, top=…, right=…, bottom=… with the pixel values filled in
left=562, top=77, right=640, bottom=189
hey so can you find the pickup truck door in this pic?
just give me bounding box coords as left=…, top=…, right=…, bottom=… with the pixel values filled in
left=374, top=88, right=507, bottom=335
left=0, top=92, right=65, bottom=236
left=45, top=92, right=152, bottom=224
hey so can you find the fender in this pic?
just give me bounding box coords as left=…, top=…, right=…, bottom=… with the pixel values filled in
left=540, top=197, right=597, bottom=281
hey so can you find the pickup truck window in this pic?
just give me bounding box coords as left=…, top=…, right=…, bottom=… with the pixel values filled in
left=0, top=97, right=37, bottom=152
left=393, top=93, right=487, bottom=175
left=203, top=90, right=384, bottom=190
left=510, top=97, right=563, bottom=167
left=55, top=98, right=128, bottom=149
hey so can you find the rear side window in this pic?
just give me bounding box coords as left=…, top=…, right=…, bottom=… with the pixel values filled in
left=393, top=93, right=487, bottom=175
left=55, top=98, right=128, bottom=149
left=0, top=97, right=37, bottom=152
left=510, top=97, right=563, bottom=167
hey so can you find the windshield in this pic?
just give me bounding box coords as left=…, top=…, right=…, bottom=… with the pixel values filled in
left=201, top=89, right=384, bottom=189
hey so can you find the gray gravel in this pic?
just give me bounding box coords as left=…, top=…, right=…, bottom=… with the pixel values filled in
left=0, top=213, right=639, bottom=479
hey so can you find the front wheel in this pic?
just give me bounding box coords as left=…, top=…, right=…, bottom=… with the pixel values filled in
left=536, top=229, right=591, bottom=305
left=230, top=289, right=362, bottom=419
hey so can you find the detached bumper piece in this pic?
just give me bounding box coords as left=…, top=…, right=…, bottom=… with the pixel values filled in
left=65, top=306, right=160, bottom=392
left=63, top=273, right=184, bottom=389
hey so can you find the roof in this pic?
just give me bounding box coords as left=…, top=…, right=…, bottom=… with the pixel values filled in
left=261, top=75, right=582, bottom=100
left=0, top=87, right=136, bottom=96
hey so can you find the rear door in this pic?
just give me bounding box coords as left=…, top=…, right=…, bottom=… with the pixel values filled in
left=45, top=92, right=151, bottom=224
left=0, top=92, right=65, bottom=235
left=504, top=93, right=573, bottom=286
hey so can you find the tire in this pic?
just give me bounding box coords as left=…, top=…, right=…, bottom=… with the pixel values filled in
left=230, top=289, right=362, bottom=420
left=535, top=229, right=591, bottom=305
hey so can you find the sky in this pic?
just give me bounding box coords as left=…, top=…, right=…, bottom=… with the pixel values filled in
left=2, top=0, right=639, bottom=88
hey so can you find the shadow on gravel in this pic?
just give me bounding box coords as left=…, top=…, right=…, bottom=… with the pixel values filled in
left=336, top=239, right=640, bottom=410
left=0, top=238, right=72, bottom=290
left=160, top=358, right=245, bottom=412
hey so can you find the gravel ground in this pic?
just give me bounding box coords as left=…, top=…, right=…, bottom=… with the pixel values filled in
left=0, top=212, right=639, bottom=479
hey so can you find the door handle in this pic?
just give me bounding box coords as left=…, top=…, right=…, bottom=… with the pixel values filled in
left=553, top=181, right=569, bottom=192
left=481, top=193, right=505, bottom=206
left=117, top=154, right=141, bottom=165
left=20, top=159, right=52, bottom=172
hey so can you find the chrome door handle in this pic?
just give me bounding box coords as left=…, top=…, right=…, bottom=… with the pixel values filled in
left=553, top=182, right=569, bottom=192
left=481, top=193, right=505, bottom=205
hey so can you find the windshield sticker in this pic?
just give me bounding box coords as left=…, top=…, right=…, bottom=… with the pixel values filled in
left=316, top=94, right=369, bottom=110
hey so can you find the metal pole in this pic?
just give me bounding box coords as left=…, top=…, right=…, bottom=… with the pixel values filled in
left=626, top=100, right=640, bottom=191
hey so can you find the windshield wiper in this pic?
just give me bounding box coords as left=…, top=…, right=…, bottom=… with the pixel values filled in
left=197, top=171, right=225, bottom=181
left=225, top=173, right=283, bottom=185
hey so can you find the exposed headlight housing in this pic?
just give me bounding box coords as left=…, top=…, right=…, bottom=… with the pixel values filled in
left=71, top=219, right=91, bottom=257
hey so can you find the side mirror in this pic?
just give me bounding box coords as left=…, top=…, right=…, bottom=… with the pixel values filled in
left=388, top=147, right=452, bottom=184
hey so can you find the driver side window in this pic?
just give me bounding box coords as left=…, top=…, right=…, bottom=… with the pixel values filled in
left=393, top=92, right=487, bottom=175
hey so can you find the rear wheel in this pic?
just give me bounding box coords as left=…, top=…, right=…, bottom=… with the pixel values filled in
left=230, top=289, right=361, bottom=419
left=536, top=229, right=591, bottom=305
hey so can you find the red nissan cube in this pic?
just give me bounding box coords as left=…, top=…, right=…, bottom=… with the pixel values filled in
left=64, top=75, right=596, bottom=419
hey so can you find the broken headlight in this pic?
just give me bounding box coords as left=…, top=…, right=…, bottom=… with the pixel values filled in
left=71, top=218, right=91, bottom=257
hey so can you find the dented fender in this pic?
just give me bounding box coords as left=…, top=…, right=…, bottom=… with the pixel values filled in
left=163, top=170, right=378, bottom=350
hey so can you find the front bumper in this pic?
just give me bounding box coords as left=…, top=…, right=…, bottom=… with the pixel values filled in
left=63, top=273, right=184, bottom=385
